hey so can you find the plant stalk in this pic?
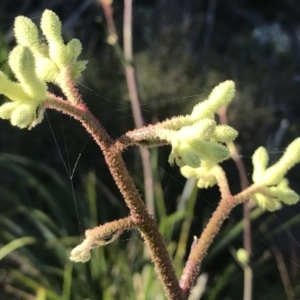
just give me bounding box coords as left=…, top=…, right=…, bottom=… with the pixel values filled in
left=179, top=165, right=261, bottom=297
left=44, top=94, right=183, bottom=299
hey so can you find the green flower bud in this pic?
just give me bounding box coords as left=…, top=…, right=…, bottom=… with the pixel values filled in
left=168, top=141, right=203, bottom=168
left=236, top=248, right=249, bottom=266
left=35, top=56, right=60, bottom=82
left=168, top=118, right=231, bottom=168
left=195, top=140, right=230, bottom=164
left=252, top=146, right=269, bottom=183
left=0, top=102, right=19, bottom=119
left=39, top=10, right=87, bottom=79
left=180, top=165, right=198, bottom=178
left=252, top=193, right=282, bottom=212
left=71, top=60, right=89, bottom=79
left=14, top=16, right=40, bottom=52
left=211, top=125, right=238, bottom=143
left=41, top=10, right=72, bottom=68
left=277, top=178, right=289, bottom=188
left=197, top=176, right=217, bottom=189
left=0, top=71, right=30, bottom=102
left=49, top=43, right=71, bottom=68
left=267, top=184, right=299, bottom=206
left=191, top=80, right=235, bottom=120
left=176, top=119, right=216, bottom=142
left=10, top=102, right=37, bottom=129
left=67, top=39, right=83, bottom=61
left=181, top=161, right=217, bottom=189
left=252, top=177, right=299, bottom=212
left=9, top=46, right=47, bottom=101
left=41, top=9, right=63, bottom=44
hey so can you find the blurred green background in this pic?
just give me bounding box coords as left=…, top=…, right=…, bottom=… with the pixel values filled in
left=0, top=0, right=300, bottom=299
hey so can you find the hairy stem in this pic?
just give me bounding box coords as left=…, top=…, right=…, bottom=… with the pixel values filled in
left=100, top=0, right=155, bottom=215
left=44, top=94, right=183, bottom=299
left=218, top=106, right=252, bottom=300
left=123, top=0, right=154, bottom=215
left=179, top=166, right=261, bottom=297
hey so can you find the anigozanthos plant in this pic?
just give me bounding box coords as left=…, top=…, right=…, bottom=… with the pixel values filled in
left=2, top=8, right=300, bottom=300
left=0, top=9, right=87, bottom=129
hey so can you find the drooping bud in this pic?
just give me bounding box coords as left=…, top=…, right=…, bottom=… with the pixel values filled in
left=252, top=146, right=269, bottom=183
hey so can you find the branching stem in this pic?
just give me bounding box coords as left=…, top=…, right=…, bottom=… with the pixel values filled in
left=43, top=93, right=183, bottom=299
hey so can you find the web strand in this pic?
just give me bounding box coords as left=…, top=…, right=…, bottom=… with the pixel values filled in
left=46, top=112, right=84, bottom=238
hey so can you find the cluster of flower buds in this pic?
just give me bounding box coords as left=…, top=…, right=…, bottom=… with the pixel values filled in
left=158, top=80, right=238, bottom=188
left=0, top=10, right=87, bottom=129
left=251, top=139, right=300, bottom=211
left=160, top=80, right=300, bottom=211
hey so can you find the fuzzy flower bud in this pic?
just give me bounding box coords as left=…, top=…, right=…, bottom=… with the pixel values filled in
left=191, top=80, right=235, bottom=120
left=0, top=72, right=30, bottom=102
left=40, top=9, right=88, bottom=79
left=41, top=10, right=70, bottom=67
left=236, top=248, right=249, bottom=267
left=14, top=16, right=40, bottom=53
left=252, top=146, right=269, bottom=183
left=9, top=45, right=47, bottom=101
left=211, top=125, right=238, bottom=143
left=10, top=102, right=37, bottom=129
left=180, top=160, right=217, bottom=188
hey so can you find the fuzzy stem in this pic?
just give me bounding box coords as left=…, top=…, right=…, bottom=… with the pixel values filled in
left=100, top=0, right=155, bottom=215
left=43, top=94, right=183, bottom=300
left=84, top=216, right=136, bottom=242
left=55, top=67, right=84, bottom=105
left=218, top=106, right=253, bottom=300
left=179, top=166, right=261, bottom=297
left=123, top=0, right=155, bottom=215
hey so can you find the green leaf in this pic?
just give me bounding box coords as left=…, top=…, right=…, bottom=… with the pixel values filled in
left=0, top=236, right=37, bottom=261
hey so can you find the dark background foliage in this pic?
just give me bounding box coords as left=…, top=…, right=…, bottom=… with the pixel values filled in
left=0, top=0, right=300, bottom=299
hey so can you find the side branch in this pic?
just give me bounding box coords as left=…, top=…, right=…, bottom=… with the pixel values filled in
left=70, top=217, right=136, bottom=262
left=179, top=167, right=261, bottom=296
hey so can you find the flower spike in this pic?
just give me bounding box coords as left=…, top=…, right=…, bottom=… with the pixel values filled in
left=0, top=9, right=89, bottom=128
